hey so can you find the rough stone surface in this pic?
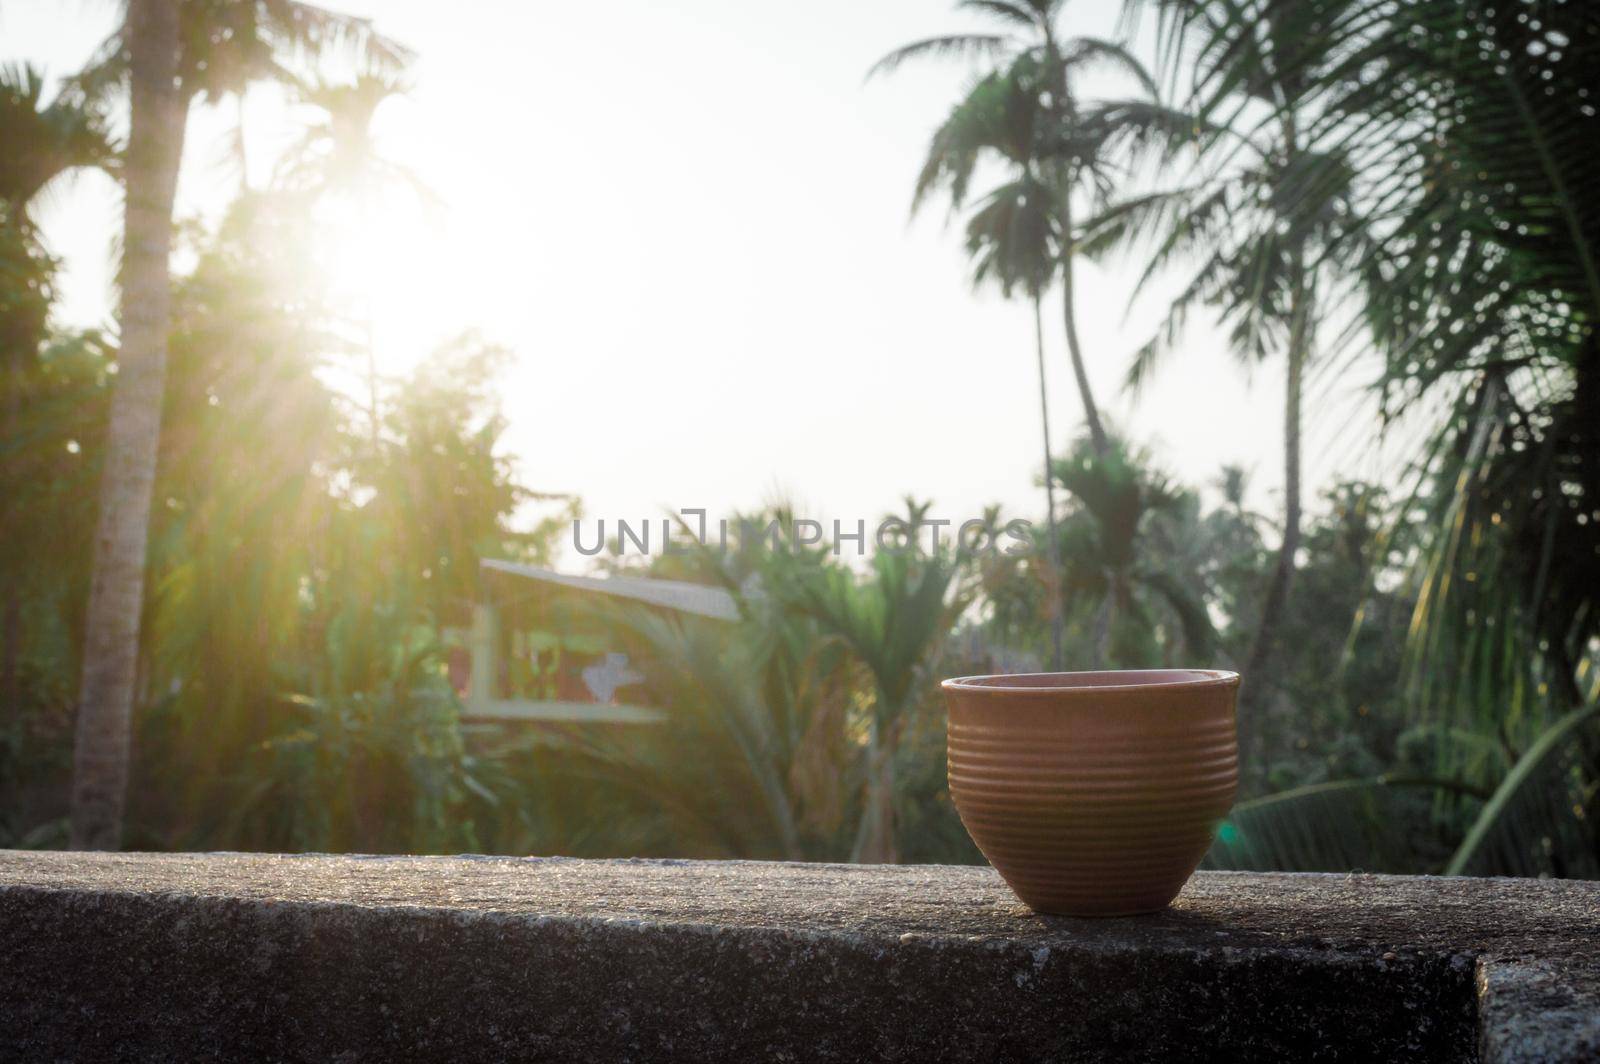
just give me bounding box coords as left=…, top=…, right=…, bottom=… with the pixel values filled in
left=0, top=851, right=1595, bottom=1062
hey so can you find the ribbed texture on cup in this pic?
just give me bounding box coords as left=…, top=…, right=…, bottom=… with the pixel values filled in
left=945, top=673, right=1238, bottom=917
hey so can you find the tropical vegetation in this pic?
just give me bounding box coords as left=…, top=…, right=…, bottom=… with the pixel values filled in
left=0, top=0, right=1594, bottom=880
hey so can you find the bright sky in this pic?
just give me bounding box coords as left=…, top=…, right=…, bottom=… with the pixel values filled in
left=4, top=0, right=1396, bottom=562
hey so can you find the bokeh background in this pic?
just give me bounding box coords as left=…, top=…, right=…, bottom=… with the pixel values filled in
left=1, top=0, right=1595, bottom=878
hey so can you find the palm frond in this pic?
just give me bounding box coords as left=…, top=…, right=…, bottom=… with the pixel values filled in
left=1446, top=702, right=1600, bottom=879
left=867, top=34, right=1015, bottom=80
left=956, top=0, right=1042, bottom=29
left=1076, top=98, right=1203, bottom=169
left=74, top=1, right=414, bottom=106
left=0, top=62, right=115, bottom=214
left=1204, top=776, right=1457, bottom=873
left=1139, top=567, right=1215, bottom=656
left=1056, top=35, right=1158, bottom=98
left=964, top=176, right=1059, bottom=297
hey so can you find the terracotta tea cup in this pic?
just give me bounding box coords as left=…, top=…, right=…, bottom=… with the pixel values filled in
left=943, top=670, right=1239, bottom=917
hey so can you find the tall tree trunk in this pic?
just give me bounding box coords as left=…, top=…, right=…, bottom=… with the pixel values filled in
left=1058, top=191, right=1109, bottom=456
left=1091, top=578, right=1113, bottom=668
left=1033, top=296, right=1065, bottom=672
left=1239, top=265, right=1309, bottom=783
left=69, top=0, right=184, bottom=850
left=1042, top=37, right=1110, bottom=458
left=850, top=722, right=898, bottom=864
left=359, top=192, right=382, bottom=450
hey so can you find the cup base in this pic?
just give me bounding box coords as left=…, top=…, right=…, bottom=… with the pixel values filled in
left=1024, top=904, right=1171, bottom=918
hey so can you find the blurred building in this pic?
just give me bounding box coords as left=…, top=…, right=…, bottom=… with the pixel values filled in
left=450, top=559, right=738, bottom=725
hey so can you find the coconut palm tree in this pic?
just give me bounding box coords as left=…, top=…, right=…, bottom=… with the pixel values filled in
left=874, top=0, right=1180, bottom=458
left=1133, top=0, right=1599, bottom=875
left=1085, top=0, right=1371, bottom=776
left=1314, top=0, right=1600, bottom=728
left=68, top=0, right=185, bottom=850
left=1288, top=0, right=1599, bottom=875
left=69, top=0, right=410, bottom=849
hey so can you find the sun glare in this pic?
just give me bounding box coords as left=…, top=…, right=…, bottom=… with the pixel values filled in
left=317, top=194, right=442, bottom=373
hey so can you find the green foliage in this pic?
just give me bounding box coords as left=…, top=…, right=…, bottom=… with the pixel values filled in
left=533, top=511, right=975, bottom=864
left=1128, top=0, right=1600, bottom=876
left=789, top=520, right=972, bottom=860
left=207, top=617, right=480, bottom=854
left=979, top=438, right=1215, bottom=669
left=556, top=598, right=836, bottom=860
left=1446, top=704, right=1600, bottom=879
left=1052, top=438, right=1214, bottom=664
left=1204, top=778, right=1455, bottom=874
left=76, top=1, right=413, bottom=109
left=1314, top=0, right=1600, bottom=754
left=0, top=179, right=555, bottom=851
left=0, top=62, right=114, bottom=215
left=2, top=0, right=1596, bottom=880
left=0, top=63, right=117, bottom=846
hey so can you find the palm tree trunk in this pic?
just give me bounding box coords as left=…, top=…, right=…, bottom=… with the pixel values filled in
left=1058, top=190, right=1109, bottom=456
left=1033, top=296, right=1065, bottom=671
left=1040, top=38, right=1110, bottom=457
left=365, top=306, right=381, bottom=447
left=850, top=723, right=898, bottom=863
left=1239, top=265, right=1309, bottom=783
left=69, top=0, right=185, bottom=850
left=360, top=192, right=382, bottom=450
left=1091, top=579, right=1113, bottom=668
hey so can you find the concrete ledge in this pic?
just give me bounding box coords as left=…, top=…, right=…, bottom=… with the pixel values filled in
left=1, top=852, right=1595, bottom=1062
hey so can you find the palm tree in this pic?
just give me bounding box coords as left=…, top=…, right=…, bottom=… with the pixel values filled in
left=68, top=0, right=185, bottom=850
left=1135, top=0, right=1600, bottom=875
left=278, top=70, right=421, bottom=196
left=0, top=64, right=113, bottom=717
left=579, top=594, right=846, bottom=861
left=521, top=520, right=861, bottom=861
left=791, top=504, right=972, bottom=862
left=278, top=68, right=430, bottom=445
left=906, top=67, right=1068, bottom=667
left=0, top=64, right=111, bottom=214
left=1312, top=0, right=1600, bottom=715
left=1087, top=0, right=1369, bottom=776
left=69, top=0, right=410, bottom=849
left=1315, top=0, right=1600, bottom=873
left=874, top=0, right=1177, bottom=458
left=1050, top=437, right=1213, bottom=668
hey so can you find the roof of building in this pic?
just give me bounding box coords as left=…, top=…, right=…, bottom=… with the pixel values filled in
left=480, top=559, right=741, bottom=621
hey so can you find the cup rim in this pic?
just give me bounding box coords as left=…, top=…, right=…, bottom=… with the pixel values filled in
left=941, top=669, right=1240, bottom=695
